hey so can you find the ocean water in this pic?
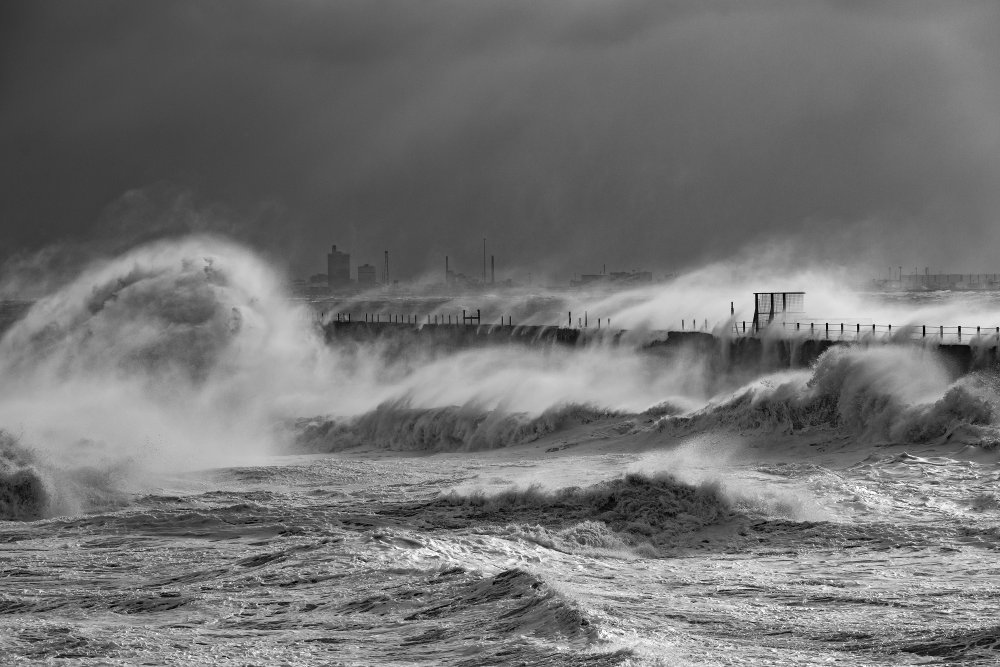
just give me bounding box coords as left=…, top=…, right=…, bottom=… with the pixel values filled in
left=3, top=237, right=1000, bottom=665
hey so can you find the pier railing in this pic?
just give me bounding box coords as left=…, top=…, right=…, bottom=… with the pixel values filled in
left=732, top=320, right=1000, bottom=344
left=323, top=311, right=1000, bottom=346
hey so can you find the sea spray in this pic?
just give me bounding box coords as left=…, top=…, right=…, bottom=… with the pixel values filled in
left=0, top=236, right=342, bottom=513
left=669, top=345, right=997, bottom=443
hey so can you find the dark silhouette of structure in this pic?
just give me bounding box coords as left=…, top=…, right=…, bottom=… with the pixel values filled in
left=752, top=292, right=805, bottom=332
left=357, top=264, right=377, bottom=286
left=327, top=245, right=350, bottom=288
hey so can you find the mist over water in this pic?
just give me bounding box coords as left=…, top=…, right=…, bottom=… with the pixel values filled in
left=0, top=237, right=336, bottom=512
left=4, top=235, right=1000, bottom=517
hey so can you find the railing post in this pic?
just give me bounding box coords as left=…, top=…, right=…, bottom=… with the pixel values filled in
left=940, top=325, right=943, bottom=338
left=959, top=325, right=962, bottom=341
left=825, top=322, right=828, bottom=338
left=922, top=325, right=925, bottom=338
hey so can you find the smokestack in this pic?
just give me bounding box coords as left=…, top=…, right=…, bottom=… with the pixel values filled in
left=384, top=250, right=389, bottom=284
left=445, top=255, right=449, bottom=284
left=491, top=255, right=495, bottom=284
left=482, top=237, right=486, bottom=284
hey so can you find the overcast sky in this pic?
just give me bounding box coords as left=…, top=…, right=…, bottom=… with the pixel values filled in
left=2, top=0, right=999, bottom=281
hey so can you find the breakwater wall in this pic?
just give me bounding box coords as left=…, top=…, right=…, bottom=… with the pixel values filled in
left=322, top=319, right=999, bottom=375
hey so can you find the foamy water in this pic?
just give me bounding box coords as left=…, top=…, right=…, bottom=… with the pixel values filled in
left=3, top=237, right=1000, bottom=665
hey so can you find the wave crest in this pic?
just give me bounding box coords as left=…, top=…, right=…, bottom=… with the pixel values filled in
left=0, top=432, right=50, bottom=520
left=294, top=402, right=622, bottom=452
left=672, top=346, right=996, bottom=443
left=435, top=472, right=732, bottom=553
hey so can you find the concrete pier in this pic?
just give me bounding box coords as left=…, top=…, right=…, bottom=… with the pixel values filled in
left=322, top=319, right=1000, bottom=375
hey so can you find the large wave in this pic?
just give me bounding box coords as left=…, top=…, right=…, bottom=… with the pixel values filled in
left=0, top=236, right=336, bottom=517
left=432, top=472, right=733, bottom=555
left=671, top=346, right=997, bottom=444
left=294, top=402, right=624, bottom=453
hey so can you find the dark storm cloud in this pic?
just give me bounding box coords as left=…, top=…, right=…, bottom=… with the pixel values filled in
left=2, top=0, right=999, bottom=281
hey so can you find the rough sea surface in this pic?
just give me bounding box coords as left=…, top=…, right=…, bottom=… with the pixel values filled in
left=3, top=239, right=1000, bottom=665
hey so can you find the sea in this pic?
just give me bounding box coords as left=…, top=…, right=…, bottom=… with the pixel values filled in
left=2, top=237, right=1000, bottom=666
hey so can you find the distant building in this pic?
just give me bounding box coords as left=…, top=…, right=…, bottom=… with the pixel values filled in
left=327, top=245, right=351, bottom=288
left=357, top=264, right=377, bottom=286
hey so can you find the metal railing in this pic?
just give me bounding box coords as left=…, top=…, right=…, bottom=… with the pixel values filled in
left=732, top=320, right=1000, bottom=344
left=323, top=311, right=1000, bottom=346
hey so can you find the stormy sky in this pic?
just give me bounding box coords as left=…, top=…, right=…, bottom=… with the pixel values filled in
left=2, top=0, right=999, bottom=282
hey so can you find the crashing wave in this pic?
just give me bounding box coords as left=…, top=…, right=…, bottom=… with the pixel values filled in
left=433, top=471, right=732, bottom=553
left=293, top=402, right=624, bottom=452
left=667, top=346, right=996, bottom=443
left=0, top=433, right=49, bottom=520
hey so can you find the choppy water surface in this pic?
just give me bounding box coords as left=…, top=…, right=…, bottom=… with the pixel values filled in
left=3, top=239, right=1000, bottom=665
left=4, top=438, right=1000, bottom=665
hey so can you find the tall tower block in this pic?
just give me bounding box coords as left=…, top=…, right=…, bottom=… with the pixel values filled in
left=327, top=245, right=350, bottom=288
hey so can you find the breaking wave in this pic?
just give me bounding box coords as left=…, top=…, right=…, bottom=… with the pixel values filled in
left=432, top=472, right=732, bottom=554
left=0, top=236, right=338, bottom=481
left=294, top=402, right=624, bottom=453
left=670, top=346, right=998, bottom=444
left=0, top=431, right=129, bottom=521
left=0, top=433, right=48, bottom=520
